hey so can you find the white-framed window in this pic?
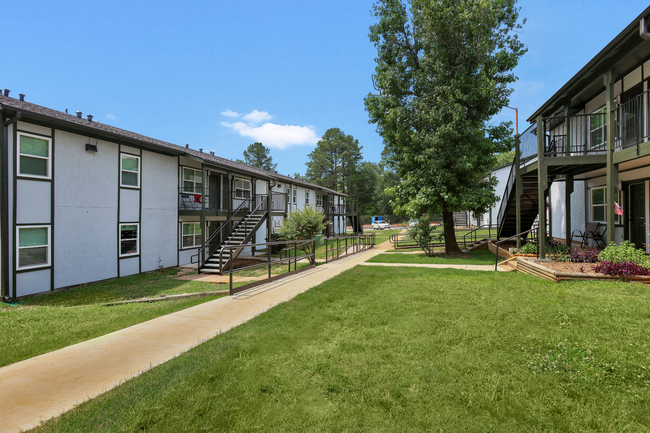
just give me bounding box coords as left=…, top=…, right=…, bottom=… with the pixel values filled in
left=182, top=167, right=203, bottom=193
left=316, top=194, right=323, bottom=207
left=235, top=178, right=251, bottom=199
left=305, top=191, right=310, bottom=205
left=181, top=222, right=202, bottom=249
left=590, top=107, right=607, bottom=150
left=120, top=153, right=140, bottom=188
left=590, top=187, right=607, bottom=222
left=119, top=223, right=139, bottom=257
left=16, top=225, right=51, bottom=269
left=292, top=188, right=297, bottom=205
left=18, top=132, right=51, bottom=179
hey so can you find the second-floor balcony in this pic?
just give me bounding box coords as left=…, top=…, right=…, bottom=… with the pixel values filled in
left=179, top=188, right=288, bottom=213
left=519, top=89, right=650, bottom=169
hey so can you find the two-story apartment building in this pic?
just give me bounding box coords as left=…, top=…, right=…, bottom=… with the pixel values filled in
left=0, top=94, right=356, bottom=299
left=497, top=5, right=650, bottom=257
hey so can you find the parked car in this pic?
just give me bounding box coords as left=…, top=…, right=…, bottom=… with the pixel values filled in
left=372, top=221, right=391, bottom=230
left=408, top=219, right=418, bottom=228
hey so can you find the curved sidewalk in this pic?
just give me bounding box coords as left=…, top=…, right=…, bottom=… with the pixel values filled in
left=0, top=247, right=385, bottom=433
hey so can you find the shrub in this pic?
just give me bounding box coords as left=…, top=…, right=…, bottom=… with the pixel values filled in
left=593, top=260, right=649, bottom=277
left=519, top=243, right=537, bottom=255
left=569, top=249, right=600, bottom=263
left=267, top=233, right=286, bottom=254
left=278, top=207, right=326, bottom=265
left=598, top=241, right=648, bottom=268
left=408, top=217, right=443, bottom=257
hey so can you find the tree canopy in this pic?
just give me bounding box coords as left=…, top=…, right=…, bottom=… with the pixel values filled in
left=239, top=142, right=277, bottom=172
left=305, top=128, right=362, bottom=195
left=364, top=0, right=525, bottom=253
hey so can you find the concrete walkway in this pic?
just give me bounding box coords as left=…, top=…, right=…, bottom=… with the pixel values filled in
left=0, top=246, right=385, bottom=433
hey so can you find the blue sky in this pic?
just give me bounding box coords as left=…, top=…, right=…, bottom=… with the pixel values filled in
left=3, top=0, right=649, bottom=176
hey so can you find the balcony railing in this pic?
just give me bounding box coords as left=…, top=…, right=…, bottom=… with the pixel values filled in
left=179, top=188, right=287, bottom=212
left=542, top=113, right=608, bottom=157
left=179, top=187, right=226, bottom=211
left=616, top=88, right=649, bottom=150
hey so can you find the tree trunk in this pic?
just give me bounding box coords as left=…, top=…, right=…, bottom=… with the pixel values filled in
left=442, top=200, right=463, bottom=255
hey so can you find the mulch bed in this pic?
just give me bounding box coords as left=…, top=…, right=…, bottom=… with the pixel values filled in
left=540, top=261, right=599, bottom=276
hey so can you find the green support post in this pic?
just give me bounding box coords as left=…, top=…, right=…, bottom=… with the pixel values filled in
left=537, top=116, right=547, bottom=259
left=605, top=70, right=618, bottom=246
left=515, top=136, right=522, bottom=248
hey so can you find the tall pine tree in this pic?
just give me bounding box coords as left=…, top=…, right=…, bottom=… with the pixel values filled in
left=365, top=0, right=525, bottom=254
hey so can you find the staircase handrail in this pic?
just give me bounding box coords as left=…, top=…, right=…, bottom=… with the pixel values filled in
left=461, top=224, right=497, bottom=249
left=216, top=195, right=269, bottom=271
left=496, top=161, right=516, bottom=233
left=192, top=194, right=256, bottom=268
left=493, top=227, right=538, bottom=271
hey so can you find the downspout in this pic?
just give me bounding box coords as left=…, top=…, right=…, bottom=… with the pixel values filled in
left=2, top=110, right=21, bottom=301
left=640, top=17, right=650, bottom=40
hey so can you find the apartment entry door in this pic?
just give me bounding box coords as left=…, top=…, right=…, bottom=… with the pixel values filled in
left=209, top=174, right=221, bottom=211
left=207, top=221, right=222, bottom=253
left=628, top=182, right=646, bottom=249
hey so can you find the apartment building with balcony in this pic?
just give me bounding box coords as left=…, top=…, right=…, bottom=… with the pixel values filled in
left=0, top=94, right=358, bottom=299
left=497, top=6, right=650, bottom=257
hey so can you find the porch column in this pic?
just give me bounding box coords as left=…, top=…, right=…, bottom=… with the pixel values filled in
left=537, top=116, right=548, bottom=258
left=565, top=174, right=573, bottom=247
left=267, top=181, right=273, bottom=244
left=605, top=70, right=618, bottom=246
left=226, top=171, right=233, bottom=235
left=515, top=135, right=522, bottom=248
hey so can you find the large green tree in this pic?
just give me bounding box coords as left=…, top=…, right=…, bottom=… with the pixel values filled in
left=239, top=142, right=277, bottom=172
left=364, top=0, right=525, bottom=254
left=305, top=128, right=363, bottom=194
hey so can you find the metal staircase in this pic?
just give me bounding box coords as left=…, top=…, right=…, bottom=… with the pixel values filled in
left=194, top=195, right=268, bottom=274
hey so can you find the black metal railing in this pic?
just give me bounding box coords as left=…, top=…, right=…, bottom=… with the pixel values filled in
left=519, top=123, right=538, bottom=165
left=192, top=194, right=268, bottom=271
left=497, top=161, right=516, bottom=231
left=324, top=233, right=376, bottom=263
left=617, top=89, right=649, bottom=149
left=222, top=238, right=316, bottom=295
left=389, top=232, right=419, bottom=249
left=179, top=187, right=227, bottom=211
left=461, top=224, right=498, bottom=249
left=493, top=227, right=539, bottom=271
left=542, top=113, right=608, bottom=157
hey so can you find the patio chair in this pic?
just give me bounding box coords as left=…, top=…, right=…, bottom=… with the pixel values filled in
left=584, top=227, right=607, bottom=249
left=571, top=222, right=600, bottom=248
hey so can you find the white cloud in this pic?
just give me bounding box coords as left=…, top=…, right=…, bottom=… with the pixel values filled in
left=106, top=114, right=116, bottom=120
left=241, top=110, right=272, bottom=124
left=221, top=121, right=319, bottom=150
left=220, top=109, right=241, bottom=117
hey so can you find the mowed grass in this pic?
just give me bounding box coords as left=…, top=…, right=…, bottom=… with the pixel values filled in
left=368, top=250, right=500, bottom=265
left=32, top=267, right=650, bottom=432
left=0, top=269, right=229, bottom=367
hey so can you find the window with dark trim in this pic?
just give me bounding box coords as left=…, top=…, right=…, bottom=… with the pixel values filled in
left=18, top=133, right=51, bottom=179
left=17, top=225, right=50, bottom=269
left=181, top=222, right=202, bottom=248
left=120, top=154, right=140, bottom=188
left=119, top=223, right=139, bottom=256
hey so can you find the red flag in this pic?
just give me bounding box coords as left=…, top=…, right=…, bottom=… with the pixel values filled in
left=614, top=202, right=624, bottom=216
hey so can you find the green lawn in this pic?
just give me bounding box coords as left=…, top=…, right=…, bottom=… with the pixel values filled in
left=0, top=269, right=229, bottom=367
left=368, top=249, right=500, bottom=265
left=32, top=267, right=650, bottom=432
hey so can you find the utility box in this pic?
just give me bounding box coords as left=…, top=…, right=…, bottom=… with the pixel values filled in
left=371, top=216, right=383, bottom=224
